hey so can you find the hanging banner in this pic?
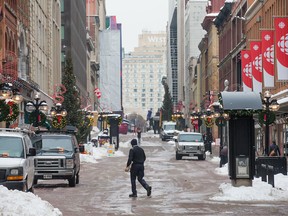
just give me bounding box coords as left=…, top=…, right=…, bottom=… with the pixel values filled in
left=261, top=30, right=275, bottom=87
left=274, top=17, right=288, bottom=80
left=241, top=50, right=252, bottom=92
left=250, top=41, right=262, bottom=93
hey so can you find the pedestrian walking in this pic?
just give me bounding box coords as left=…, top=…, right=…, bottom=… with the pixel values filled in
left=137, top=127, right=142, bottom=145
left=269, top=140, right=281, bottom=156
left=219, top=145, right=228, bottom=167
left=125, top=139, right=152, bottom=198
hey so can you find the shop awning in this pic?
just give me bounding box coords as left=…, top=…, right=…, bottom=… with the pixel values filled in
left=220, top=91, right=263, bottom=110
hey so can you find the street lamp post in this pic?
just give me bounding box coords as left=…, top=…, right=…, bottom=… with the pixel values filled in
left=50, top=103, right=67, bottom=129
left=261, top=91, right=279, bottom=156
left=0, top=83, right=23, bottom=127
left=201, top=109, right=215, bottom=154
left=26, top=93, right=48, bottom=127
left=172, top=110, right=184, bottom=130
left=212, top=102, right=229, bottom=157
left=190, top=109, right=202, bottom=132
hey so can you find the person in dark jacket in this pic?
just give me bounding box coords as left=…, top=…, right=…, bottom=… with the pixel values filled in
left=219, top=145, right=228, bottom=167
left=137, top=127, right=141, bottom=145
left=269, top=140, right=281, bottom=156
left=125, top=139, right=151, bottom=198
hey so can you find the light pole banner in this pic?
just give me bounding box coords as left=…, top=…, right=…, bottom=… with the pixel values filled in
left=241, top=50, right=252, bottom=92
left=250, top=41, right=262, bottom=93
left=274, top=17, right=288, bottom=80
left=261, top=30, right=275, bottom=87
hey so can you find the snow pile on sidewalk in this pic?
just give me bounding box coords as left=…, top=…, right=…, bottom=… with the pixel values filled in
left=80, top=140, right=130, bottom=163
left=0, top=186, right=62, bottom=216
left=211, top=160, right=288, bottom=201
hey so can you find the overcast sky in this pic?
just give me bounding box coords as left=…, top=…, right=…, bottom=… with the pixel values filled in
left=105, top=0, right=169, bottom=52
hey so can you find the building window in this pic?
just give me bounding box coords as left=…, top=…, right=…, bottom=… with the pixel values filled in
left=61, top=25, right=65, bottom=39
left=60, top=0, right=64, bottom=12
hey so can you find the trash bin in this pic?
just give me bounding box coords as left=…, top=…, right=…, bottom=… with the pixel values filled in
left=255, top=156, right=287, bottom=177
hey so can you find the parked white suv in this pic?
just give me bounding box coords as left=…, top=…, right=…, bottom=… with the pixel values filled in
left=175, top=132, right=206, bottom=160
left=0, top=128, right=36, bottom=192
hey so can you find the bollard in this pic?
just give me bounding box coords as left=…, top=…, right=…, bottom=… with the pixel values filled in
left=260, top=164, right=267, bottom=182
left=267, top=165, right=274, bottom=187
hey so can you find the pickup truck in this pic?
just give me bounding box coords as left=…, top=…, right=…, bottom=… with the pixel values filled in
left=175, top=131, right=206, bottom=160
left=31, top=131, right=84, bottom=187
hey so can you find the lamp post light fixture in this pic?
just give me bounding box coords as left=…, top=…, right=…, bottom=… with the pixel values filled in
left=50, top=103, right=67, bottom=117
left=261, top=90, right=279, bottom=156
left=172, top=110, right=184, bottom=130
left=26, top=93, right=48, bottom=127
left=0, top=82, right=23, bottom=103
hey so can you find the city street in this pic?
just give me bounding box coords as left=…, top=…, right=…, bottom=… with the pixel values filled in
left=34, top=133, right=288, bottom=216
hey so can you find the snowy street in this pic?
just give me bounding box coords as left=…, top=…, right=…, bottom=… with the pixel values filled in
left=31, top=132, right=288, bottom=216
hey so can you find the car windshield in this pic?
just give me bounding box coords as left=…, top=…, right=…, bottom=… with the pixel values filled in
left=178, top=134, right=203, bottom=142
left=33, top=137, right=73, bottom=152
left=0, top=137, right=24, bottom=158
left=164, top=125, right=175, bottom=130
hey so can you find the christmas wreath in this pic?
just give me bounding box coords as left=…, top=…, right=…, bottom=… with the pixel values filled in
left=5, top=101, right=20, bottom=122
left=52, top=116, right=67, bottom=129
left=204, top=117, right=214, bottom=128
left=258, top=111, right=276, bottom=126
left=0, top=100, right=10, bottom=122
left=87, top=116, right=94, bottom=127
left=28, top=111, right=47, bottom=127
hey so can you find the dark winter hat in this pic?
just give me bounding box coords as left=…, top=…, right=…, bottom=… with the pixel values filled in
left=131, top=139, right=137, bottom=146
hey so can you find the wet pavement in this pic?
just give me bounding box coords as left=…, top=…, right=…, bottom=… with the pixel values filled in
left=35, top=133, right=288, bottom=216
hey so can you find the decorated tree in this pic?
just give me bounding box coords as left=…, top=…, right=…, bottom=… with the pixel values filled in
left=61, top=57, right=83, bottom=139
left=161, top=83, right=173, bottom=122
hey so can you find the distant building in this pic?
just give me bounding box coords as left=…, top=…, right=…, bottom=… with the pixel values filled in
left=61, top=0, right=88, bottom=106
left=122, top=31, right=167, bottom=118
left=99, top=16, right=122, bottom=112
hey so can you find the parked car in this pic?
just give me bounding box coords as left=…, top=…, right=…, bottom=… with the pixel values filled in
left=175, top=131, right=206, bottom=160
left=0, top=128, right=36, bottom=192
left=31, top=130, right=84, bottom=187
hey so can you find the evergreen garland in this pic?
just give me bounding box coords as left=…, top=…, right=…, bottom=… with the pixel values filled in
left=0, top=100, right=10, bottom=122
left=258, top=111, right=276, bottom=126
left=52, top=116, right=67, bottom=129
left=28, top=111, right=47, bottom=127
left=5, top=101, right=19, bottom=122
left=204, top=117, right=214, bottom=128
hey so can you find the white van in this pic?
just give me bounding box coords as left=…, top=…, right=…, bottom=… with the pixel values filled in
left=160, top=121, right=178, bottom=141
left=0, top=129, right=36, bottom=192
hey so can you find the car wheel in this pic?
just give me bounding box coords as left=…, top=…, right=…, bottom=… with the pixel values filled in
left=176, top=152, right=182, bottom=160
left=33, top=178, right=38, bottom=185
left=76, top=172, right=80, bottom=184
left=68, top=174, right=76, bottom=187
left=28, top=186, right=34, bottom=193
left=23, top=182, right=28, bottom=192
left=198, top=154, right=206, bottom=160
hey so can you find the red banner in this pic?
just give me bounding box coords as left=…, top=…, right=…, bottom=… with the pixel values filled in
left=274, top=17, right=288, bottom=80
left=241, top=50, right=252, bottom=91
left=250, top=41, right=262, bottom=93
left=94, top=88, right=101, bottom=99
left=261, top=30, right=275, bottom=87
